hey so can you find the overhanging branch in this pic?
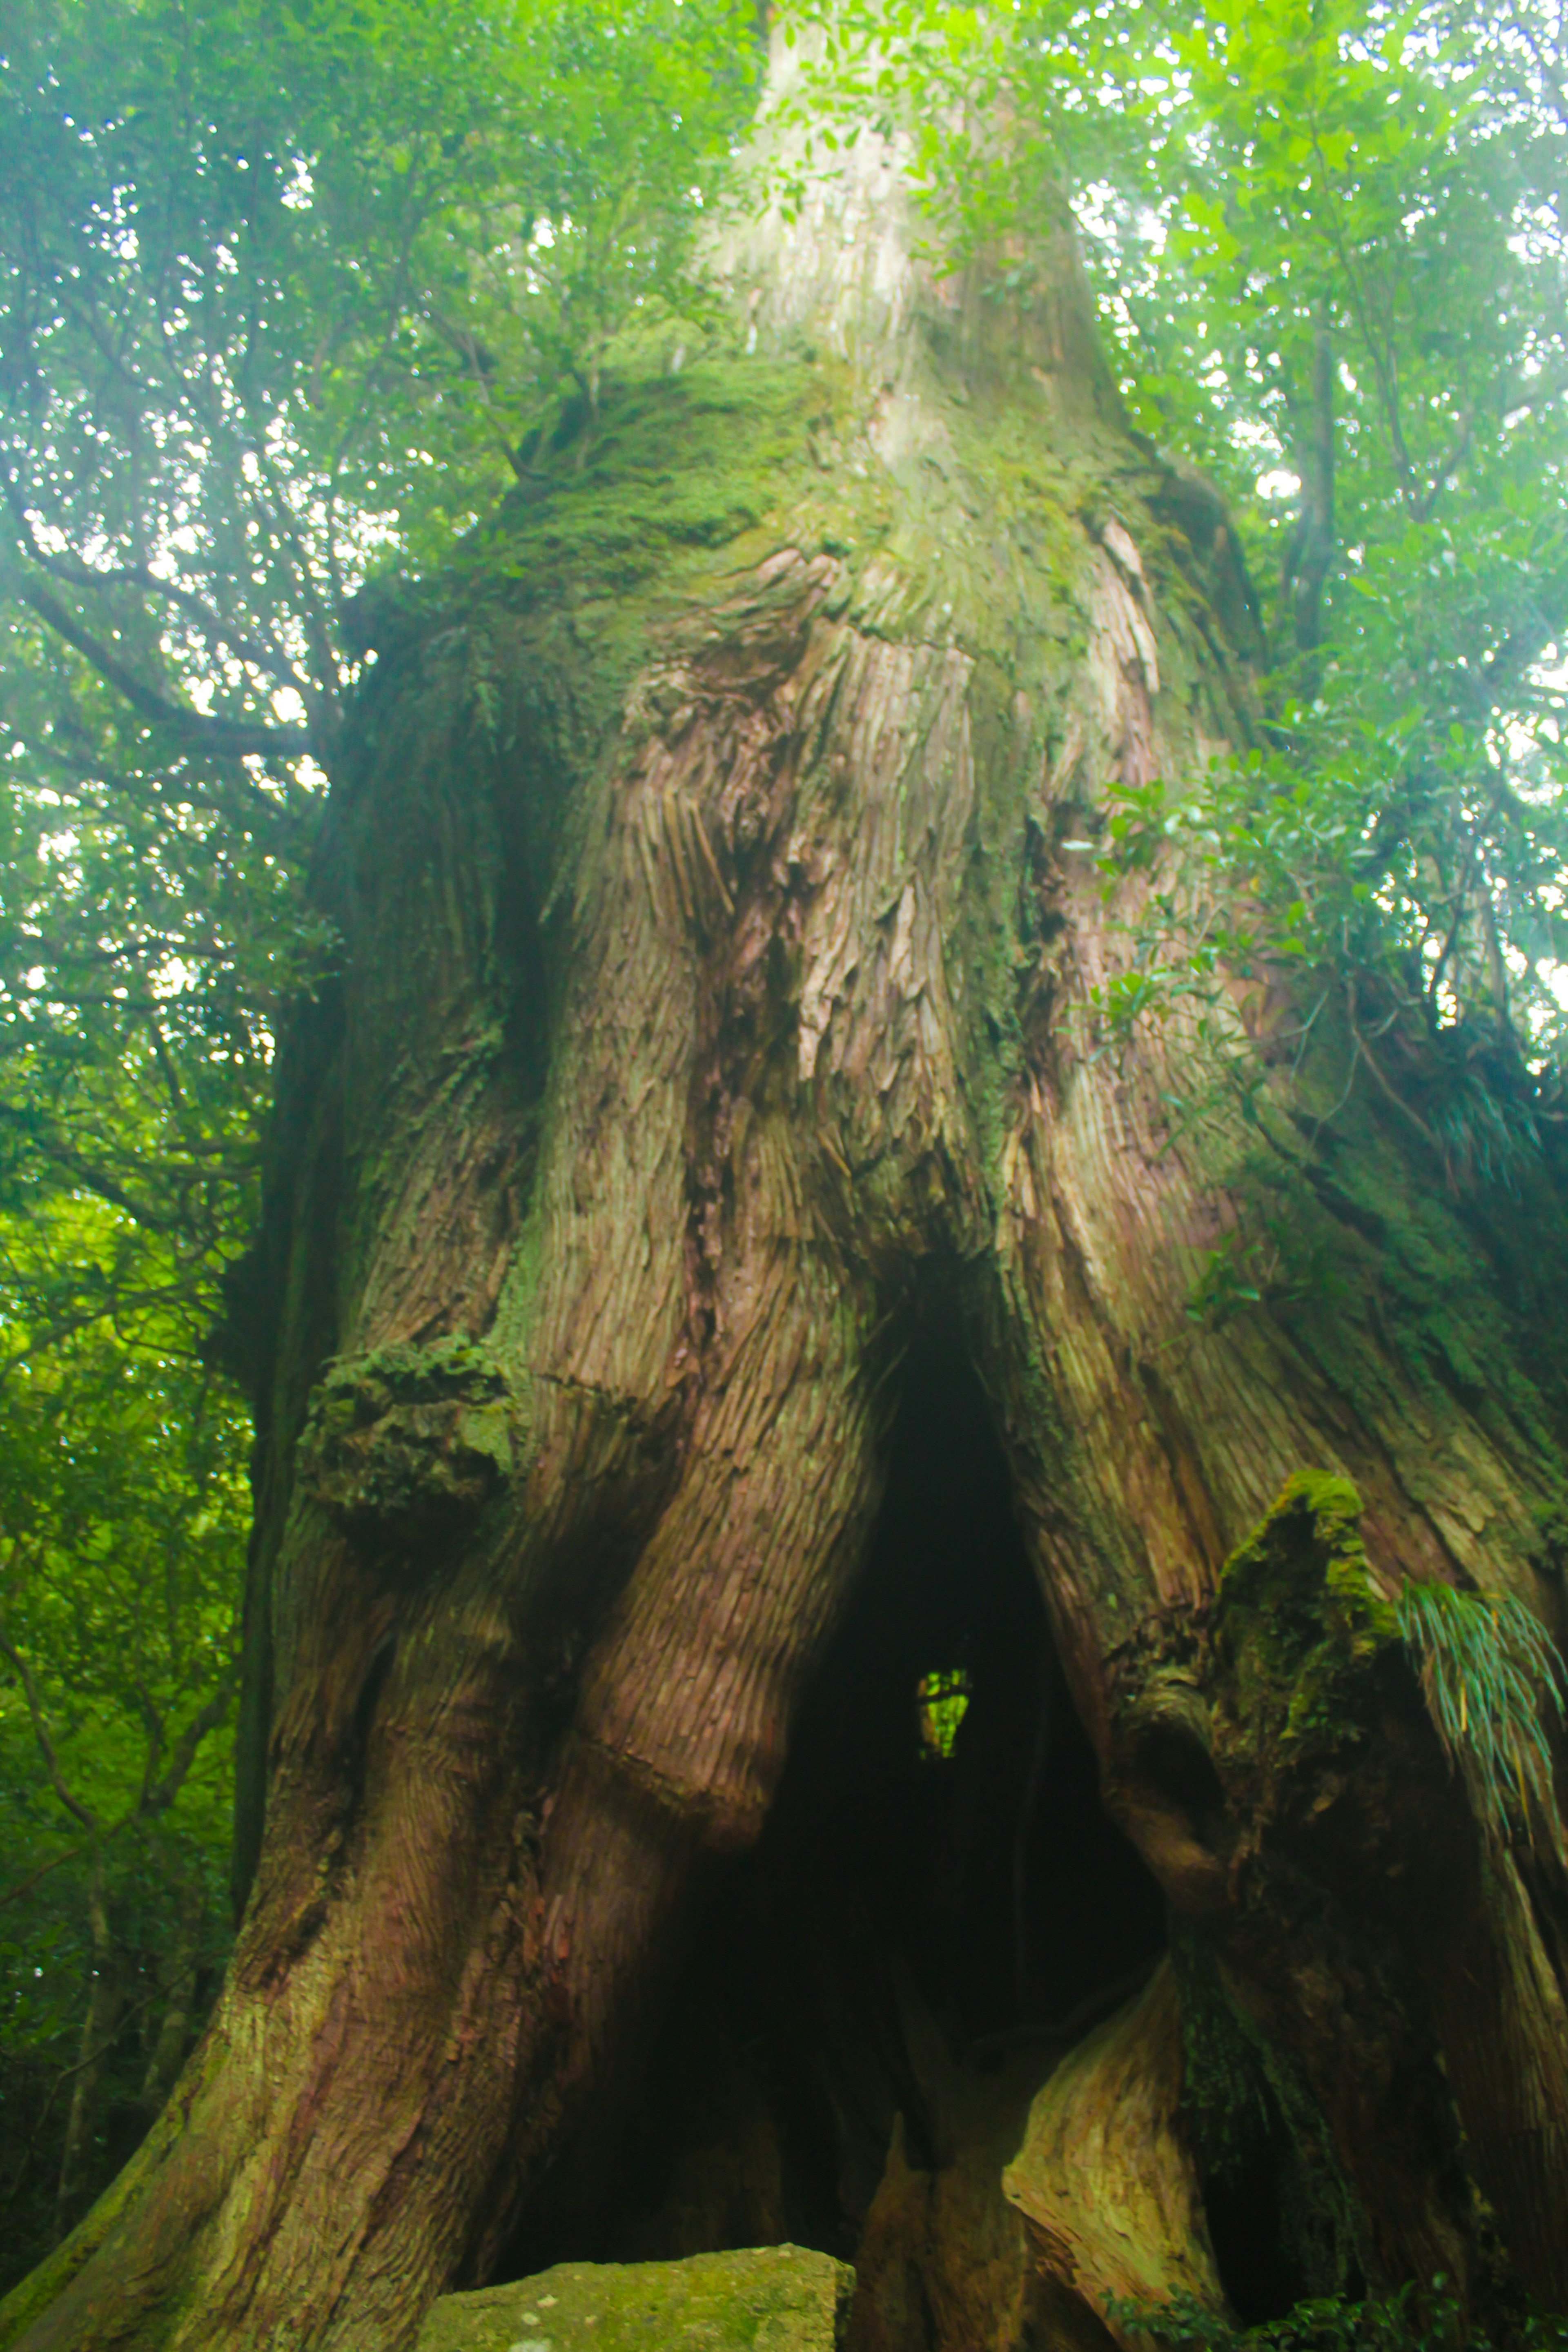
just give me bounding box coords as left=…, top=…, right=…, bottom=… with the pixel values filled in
left=13, top=575, right=314, bottom=761
left=0, top=1615, right=100, bottom=1833
left=4, top=483, right=314, bottom=699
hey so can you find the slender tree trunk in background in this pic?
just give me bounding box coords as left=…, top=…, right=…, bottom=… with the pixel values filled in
left=52, top=1859, right=122, bottom=2246
left=7, top=33, right=1568, bottom=2352
left=135, top=1880, right=204, bottom=2127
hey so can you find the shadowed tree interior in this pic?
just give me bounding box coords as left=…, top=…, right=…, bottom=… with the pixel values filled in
left=507, top=1322, right=1167, bottom=2300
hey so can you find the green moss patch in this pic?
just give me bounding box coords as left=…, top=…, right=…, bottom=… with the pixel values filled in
left=416, top=2245, right=854, bottom=2352
left=298, top=1339, right=518, bottom=1550
left=1214, top=1471, right=1399, bottom=1769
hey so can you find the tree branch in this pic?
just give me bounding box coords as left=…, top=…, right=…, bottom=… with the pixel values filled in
left=420, top=301, right=533, bottom=483
left=0, top=1614, right=100, bottom=1832
left=4, top=484, right=314, bottom=700
left=10, top=574, right=313, bottom=760
left=0, top=1667, right=238, bottom=1909
left=1476, top=584, right=1568, bottom=708
left=1412, top=405, right=1474, bottom=527
left=0, top=1838, right=89, bottom=1913
left=1345, top=975, right=1442, bottom=1157
left=1282, top=310, right=1336, bottom=656
left=0, top=1124, right=183, bottom=1232
left=143, top=1673, right=238, bottom=1816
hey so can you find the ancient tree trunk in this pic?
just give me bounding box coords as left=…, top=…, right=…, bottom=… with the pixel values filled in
left=7, top=33, right=1568, bottom=2352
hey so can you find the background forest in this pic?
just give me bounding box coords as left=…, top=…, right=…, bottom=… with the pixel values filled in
left=1, top=0, right=1564, bottom=2302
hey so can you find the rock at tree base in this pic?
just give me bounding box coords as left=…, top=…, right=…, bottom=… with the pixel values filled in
left=415, top=2245, right=855, bottom=2352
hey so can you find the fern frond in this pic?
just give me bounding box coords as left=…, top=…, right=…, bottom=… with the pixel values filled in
left=1395, top=1580, right=1566, bottom=1856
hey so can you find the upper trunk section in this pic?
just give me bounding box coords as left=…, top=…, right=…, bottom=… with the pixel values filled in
left=718, top=21, right=1122, bottom=425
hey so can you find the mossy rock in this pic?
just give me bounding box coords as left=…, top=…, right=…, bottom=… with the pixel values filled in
left=415, top=2246, right=855, bottom=2352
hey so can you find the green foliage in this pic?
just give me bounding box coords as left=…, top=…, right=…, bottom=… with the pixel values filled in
left=1395, top=1579, right=1568, bottom=1851
left=1111, top=2281, right=1568, bottom=2351
left=2, top=463, right=286, bottom=2291
left=1076, top=0, right=1568, bottom=1113
left=0, top=1310, right=245, bottom=2289
left=1, top=0, right=759, bottom=760
left=0, top=668, right=258, bottom=2269
left=0, top=635, right=323, bottom=1365
left=916, top=1666, right=971, bottom=1758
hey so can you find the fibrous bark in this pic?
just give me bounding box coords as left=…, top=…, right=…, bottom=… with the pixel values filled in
left=1002, top=1962, right=1224, bottom=2333
left=7, top=30, right=1568, bottom=2352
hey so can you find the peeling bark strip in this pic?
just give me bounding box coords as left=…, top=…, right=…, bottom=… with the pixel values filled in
left=8, top=27, right=1568, bottom=2352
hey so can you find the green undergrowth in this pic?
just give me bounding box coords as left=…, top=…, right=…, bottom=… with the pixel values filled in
left=1112, top=2284, right=1568, bottom=2352
left=1216, top=1475, right=1568, bottom=1853
left=1395, top=1582, right=1567, bottom=1853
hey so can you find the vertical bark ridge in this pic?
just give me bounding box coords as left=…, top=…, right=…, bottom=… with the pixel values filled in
left=1002, top=1963, right=1225, bottom=2330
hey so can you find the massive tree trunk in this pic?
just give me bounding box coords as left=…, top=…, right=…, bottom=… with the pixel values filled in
left=7, top=33, right=1568, bottom=2352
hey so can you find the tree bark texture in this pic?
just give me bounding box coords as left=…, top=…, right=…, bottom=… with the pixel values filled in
left=7, top=46, right=1568, bottom=2352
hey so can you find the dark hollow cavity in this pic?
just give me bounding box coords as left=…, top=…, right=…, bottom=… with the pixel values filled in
left=509, top=1330, right=1166, bottom=2276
